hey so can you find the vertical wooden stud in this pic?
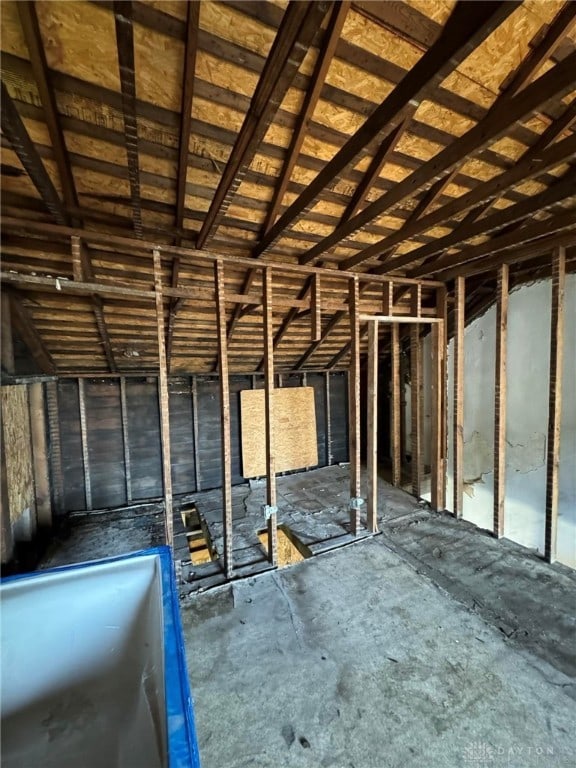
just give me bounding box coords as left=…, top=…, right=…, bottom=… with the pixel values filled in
left=263, top=267, right=278, bottom=566
left=311, top=274, right=322, bottom=341
left=545, top=248, right=565, bottom=562
left=29, top=383, right=51, bottom=527
left=367, top=321, right=379, bottom=532
left=493, top=264, right=508, bottom=537
left=410, top=325, right=423, bottom=499
left=119, top=376, right=132, bottom=504
left=71, top=235, right=83, bottom=281
left=1, top=294, right=15, bottom=374
left=45, top=381, right=63, bottom=514
left=1, top=430, right=14, bottom=563
left=431, top=320, right=446, bottom=511
left=437, top=285, right=449, bottom=484
left=348, top=275, right=362, bottom=533
left=191, top=376, right=201, bottom=492
left=78, top=378, right=92, bottom=511
left=391, top=323, right=401, bottom=487
left=215, top=259, right=233, bottom=576
left=453, top=276, right=465, bottom=519
left=411, top=283, right=422, bottom=318
left=154, top=249, right=174, bottom=547
left=325, top=371, right=332, bottom=466
left=383, top=280, right=393, bottom=316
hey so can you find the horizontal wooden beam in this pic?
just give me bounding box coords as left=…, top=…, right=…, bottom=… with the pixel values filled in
left=0, top=217, right=444, bottom=286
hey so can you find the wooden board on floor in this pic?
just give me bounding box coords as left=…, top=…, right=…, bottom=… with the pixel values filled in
left=240, top=387, right=318, bottom=478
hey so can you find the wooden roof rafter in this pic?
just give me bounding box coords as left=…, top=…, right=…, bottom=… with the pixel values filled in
left=114, top=0, right=144, bottom=237
left=167, top=0, right=200, bottom=369
left=196, top=0, right=332, bottom=250
left=255, top=0, right=519, bottom=258
left=328, top=52, right=576, bottom=272
left=0, top=81, right=67, bottom=226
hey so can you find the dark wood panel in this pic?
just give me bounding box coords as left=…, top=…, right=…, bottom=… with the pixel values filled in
left=329, top=372, right=349, bottom=464
left=168, top=377, right=196, bottom=495
left=125, top=378, right=163, bottom=501
left=57, top=379, right=86, bottom=511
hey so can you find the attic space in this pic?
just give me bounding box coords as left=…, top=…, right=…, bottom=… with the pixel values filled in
left=1, top=1, right=575, bottom=766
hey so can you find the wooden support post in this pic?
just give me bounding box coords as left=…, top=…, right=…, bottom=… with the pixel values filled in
left=493, top=264, right=508, bottom=537
left=119, top=376, right=132, bottom=504
left=437, top=286, right=449, bottom=477
left=45, top=381, right=63, bottom=514
left=215, top=259, right=233, bottom=577
left=410, top=325, right=423, bottom=498
left=311, top=274, right=322, bottom=341
left=325, top=371, right=332, bottom=466
left=71, top=235, right=83, bottom=281
left=191, top=376, right=201, bottom=492
left=367, top=322, right=379, bottom=532
left=453, top=276, right=465, bottom=519
left=263, top=268, right=278, bottom=566
left=153, top=249, right=174, bottom=547
left=391, top=323, right=401, bottom=487
left=29, top=383, right=51, bottom=527
left=383, top=281, right=393, bottom=316
left=1, top=430, right=14, bottom=563
left=77, top=378, right=92, bottom=511
left=411, top=283, right=422, bottom=318
left=431, top=320, right=446, bottom=511
left=1, top=294, right=15, bottom=373
left=348, top=276, right=362, bottom=533
left=545, top=247, right=565, bottom=562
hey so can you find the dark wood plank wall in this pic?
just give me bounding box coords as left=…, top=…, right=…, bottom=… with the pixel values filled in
left=50, top=373, right=349, bottom=513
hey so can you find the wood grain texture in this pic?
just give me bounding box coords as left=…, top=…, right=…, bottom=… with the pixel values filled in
left=493, top=264, right=509, bottom=537
left=1, top=385, right=36, bottom=529
left=240, top=387, right=318, bottom=478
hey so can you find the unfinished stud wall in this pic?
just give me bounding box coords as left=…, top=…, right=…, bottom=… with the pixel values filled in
left=444, top=276, right=576, bottom=568
left=0, top=385, right=36, bottom=551
left=50, top=372, right=349, bottom=513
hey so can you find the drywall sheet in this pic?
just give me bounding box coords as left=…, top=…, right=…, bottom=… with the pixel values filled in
left=240, top=387, right=318, bottom=477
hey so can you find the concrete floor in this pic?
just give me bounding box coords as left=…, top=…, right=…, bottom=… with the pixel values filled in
left=182, top=537, right=575, bottom=768
left=39, top=465, right=576, bottom=766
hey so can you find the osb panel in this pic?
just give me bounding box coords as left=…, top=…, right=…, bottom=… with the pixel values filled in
left=1, top=386, right=35, bottom=523
left=343, top=10, right=423, bottom=71
left=134, top=23, right=183, bottom=113
left=36, top=1, right=120, bottom=92
left=240, top=387, right=318, bottom=477
left=200, top=1, right=277, bottom=59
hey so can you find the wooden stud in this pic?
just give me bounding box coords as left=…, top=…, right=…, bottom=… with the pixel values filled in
left=153, top=249, right=174, bottom=546
left=544, top=248, right=566, bottom=562
left=411, top=284, right=422, bottom=318
left=349, top=276, right=361, bottom=533
left=325, top=372, right=332, bottom=467
left=367, top=322, right=379, bottom=532
left=215, top=259, right=233, bottom=576
left=1, top=429, right=14, bottom=564
left=311, top=274, right=322, bottom=341
left=263, top=268, right=278, bottom=566
left=391, top=323, right=401, bottom=487
left=45, top=381, right=63, bottom=514
left=430, top=320, right=446, bottom=511
left=410, top=325, right=423, bottom=498
left=119, top=376, right=132, bottom=504
left=77, top=378, right=92, bottom=511
left=28, top=382, right=51, bottom=528
left=383, top=281, right=393, bottom=316
left=453, top=276, right=465, bottom=519
left=1, top=294, right=15, bottom=374
left=438, top=286, right=449, bottom=487
left=493, top=264, right=509, bottom=537
left=191, top=376, right=201, bottom=493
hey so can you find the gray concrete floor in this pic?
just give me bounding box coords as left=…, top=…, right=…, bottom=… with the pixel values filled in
left=180, top=467, right=576, bottom=768
left=182, top=537, right=575, bottom=768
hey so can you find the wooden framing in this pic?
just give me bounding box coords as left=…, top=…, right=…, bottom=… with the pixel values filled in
left=324, top=371, right=332, bottom=467
left=263, top=268, right=278, bottom=566
left=1, top=295, right=14, bottom=374
left=430, top=320, right=446, bottom=512
left=153, top=249, right=174, bottom=546
left=348, top=276, right=361, bottom=534
left=311, top=274, right=322, bottom=342
left=113, top=1, right=143, bottom=236
left=453, top=276, right=465, bottom=519
left=77, top=378, right=92, bottom=511
left=119, top=376, right=132, bottom=504
left=493, top=264, right=509, bottom=538
left=410, top=326, right=422, bottom=499
left=214, top=259, right=233, bottom=577
left=544, top=248, right=566, bottom=562
left=366, top=321, right=379, bottom=532
left=191, top=376, right=201, bottom=493
left=45, top=381, right=64, bottom=514
left=28, top=382, right=51, bottom=528
left=391, top=323, right=402, bottom=488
